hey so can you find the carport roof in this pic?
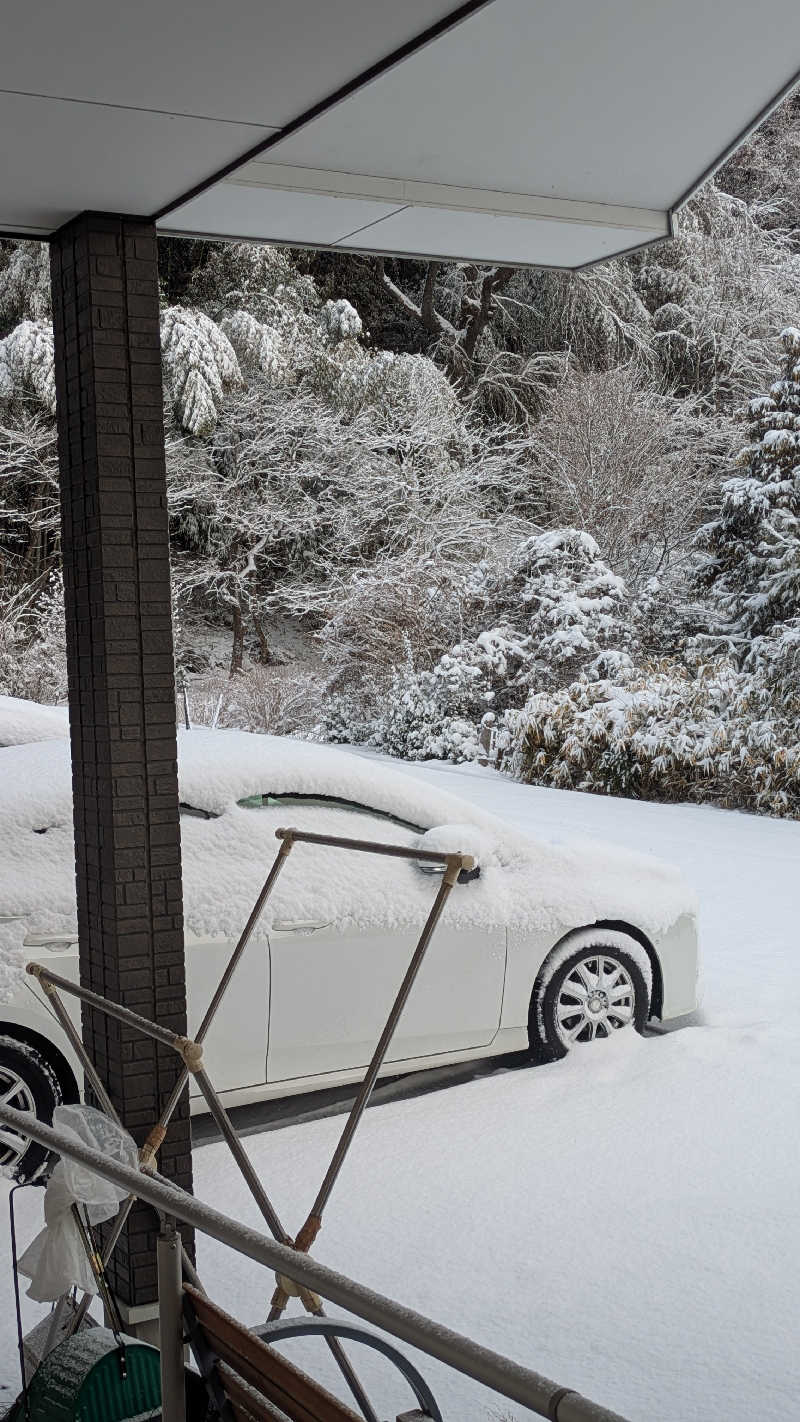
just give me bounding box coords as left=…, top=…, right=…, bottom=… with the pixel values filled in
left=2, top=0, right=799, bottom=268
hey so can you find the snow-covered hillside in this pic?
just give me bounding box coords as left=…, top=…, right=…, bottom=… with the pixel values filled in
left=2, top=768, right=798, bottom=1420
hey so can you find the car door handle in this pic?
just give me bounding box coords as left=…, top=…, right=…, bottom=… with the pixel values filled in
left=24, top=932, right=80, bottom=950
left=272, top=921, right=332, bottom=934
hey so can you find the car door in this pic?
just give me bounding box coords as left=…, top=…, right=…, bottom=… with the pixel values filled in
left=179, top=805, right=270, bottom=1095
left=184, top=928, right=269, bottom=1095
left=267, top=915, right=506, bottom=1084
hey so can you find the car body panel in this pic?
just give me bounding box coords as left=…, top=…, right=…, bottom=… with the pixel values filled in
left=267, top=922, right=506, bottom=1081
left=653, top=913, right=699, bottom=1020
left=184, top=929, right=269, bottom=1093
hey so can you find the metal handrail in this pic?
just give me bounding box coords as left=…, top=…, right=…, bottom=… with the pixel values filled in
left=0, top=1102, right=631, bottom=1422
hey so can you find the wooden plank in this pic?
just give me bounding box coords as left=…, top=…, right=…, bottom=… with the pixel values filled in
left=185, top=1286, right=362, bottom=1422
left=218, top=1361, right=289, bottom=1422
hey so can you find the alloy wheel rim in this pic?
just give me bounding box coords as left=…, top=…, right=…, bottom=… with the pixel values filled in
left=555, top=954, right=635, bottom=1048
left=0, top=1067, right=37, bottom=1168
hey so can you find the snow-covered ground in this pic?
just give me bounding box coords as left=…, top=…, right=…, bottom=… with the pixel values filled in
left=3, top=765, right=799, bottom=1420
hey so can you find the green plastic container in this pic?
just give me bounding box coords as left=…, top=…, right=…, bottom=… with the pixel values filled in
left=9, top=1327, right=161, bottom=1422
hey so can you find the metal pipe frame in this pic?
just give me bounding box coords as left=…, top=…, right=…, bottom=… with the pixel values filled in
left=25, top=964, right=190, bottom=1055
left=24, top=827, right=471, bottom=1418
left=157, top=1221, right=186, bottom=1422
left=26, top=837, right=378, bottom=1417
left=268, top=855, right=467, bottom=1331
left=189, top=1063, right=379, bottom=1422
left=275, top=827, right=475, bottom=869
left=44, top=836, right=296, bottom=1309
left=0, top=1103, right=631, bottom=1422
left=310, top=859, right=463, bottom=1224
left=31, top=974, right=201, bottom=1337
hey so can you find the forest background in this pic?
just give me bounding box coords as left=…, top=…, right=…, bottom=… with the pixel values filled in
left=3, top=94, right=800, bottom=816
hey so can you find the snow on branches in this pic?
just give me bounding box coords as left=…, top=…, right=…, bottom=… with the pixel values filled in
left=516, top=648, right=800, bottom=819
left=697, top=325, right=800, bottom=640
left=220, top=309, right=288, bottom=384
left=0, top=321, right=57, bottom=414
left=354, top=529, right=632, bottom=764
left=160, top=306, right=243, bottom=436
left=0, top=243, right=51, bottom=330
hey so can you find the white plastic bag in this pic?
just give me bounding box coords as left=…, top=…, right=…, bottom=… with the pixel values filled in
left=17, top=1104, right=138, bottom=1302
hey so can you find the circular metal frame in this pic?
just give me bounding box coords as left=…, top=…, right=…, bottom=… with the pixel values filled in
left=256, top=1316, right=443, bottom=1421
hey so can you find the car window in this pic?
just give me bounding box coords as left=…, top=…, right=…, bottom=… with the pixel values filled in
left=236, top=792, right=425, bottom=835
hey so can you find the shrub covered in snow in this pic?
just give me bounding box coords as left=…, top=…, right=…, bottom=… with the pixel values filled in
left=320, top=298, right=362, bottom=343
left=0, top=576, right=67, bottom=705
left=515, top=651, right=800, bottom=817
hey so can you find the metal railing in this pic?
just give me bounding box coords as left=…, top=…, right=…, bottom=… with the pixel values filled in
left=8, top=825, right=634, bottom=1421
left=0, top=1102, right=631, bottom=1422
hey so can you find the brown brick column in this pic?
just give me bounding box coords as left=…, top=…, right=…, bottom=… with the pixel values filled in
left=49, top=212, right=193, bottom=1307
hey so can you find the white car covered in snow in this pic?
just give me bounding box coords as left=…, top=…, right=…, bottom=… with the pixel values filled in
left=0, top=697, right=698, bottom=1178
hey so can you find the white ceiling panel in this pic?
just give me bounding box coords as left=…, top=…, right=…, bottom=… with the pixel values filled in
left=333, top=206, right=666, bottom=269
left=0, top=1, right=466, bottom=127
left=161, top=184, right=404, bottom=248
left=1, top=0, right=798, bottom=269
left=0, top=93, right=274, bottom=234
left=264, top=0, right=800, bottom=211
left=162, top=170, right=668, bottom=268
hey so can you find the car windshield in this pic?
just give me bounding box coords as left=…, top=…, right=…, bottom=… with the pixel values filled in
left=235, top=792, right=425, bottom=835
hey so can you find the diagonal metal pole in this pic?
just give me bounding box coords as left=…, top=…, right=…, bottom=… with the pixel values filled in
left=35, top=977, right=203, bottom=1333
left=268, top=847, right=471, bottom=1323
left=188, top=1056, right=379, bottom=1422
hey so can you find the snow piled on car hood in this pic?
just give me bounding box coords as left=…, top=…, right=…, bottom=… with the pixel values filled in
left=0, top=696, right=69, bottom=747
left=0, top=724, right=695, bottom=1002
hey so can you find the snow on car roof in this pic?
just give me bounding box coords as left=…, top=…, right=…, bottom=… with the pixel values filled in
left=0, top=712, right=695, bottom=1004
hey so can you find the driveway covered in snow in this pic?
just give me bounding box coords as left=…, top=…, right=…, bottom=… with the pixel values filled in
left=3, top=767, right=799, bottom=1419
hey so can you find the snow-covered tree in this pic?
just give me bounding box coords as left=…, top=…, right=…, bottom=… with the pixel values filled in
left=0, top=242, right=51, bottom=334
left=496, top=529, right=631, bottom=683
left=0, top=320, right=56, bottom=414
left=697, top=326, right=800, bottom=640
left=0, top=411, right=61, bottom=590
left=350, top=530, right=631, bottom=762
left=160, top=306, right=242, bottom=437
left=531, top=364, right=735, bottom=589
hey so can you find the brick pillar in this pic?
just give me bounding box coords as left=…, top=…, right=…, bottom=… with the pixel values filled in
left=50, top=212, right=193, bottom=1307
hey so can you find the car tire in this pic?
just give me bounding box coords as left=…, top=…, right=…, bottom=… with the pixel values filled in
left=0, top=1034, right=63, bottom=1181
left=530, top=938, right=650, bottom=1064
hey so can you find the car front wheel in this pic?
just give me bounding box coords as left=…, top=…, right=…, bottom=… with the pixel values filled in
left=530, top=937, right=651, bottom=1063
left=0, top=1035, right=62, bottom=1181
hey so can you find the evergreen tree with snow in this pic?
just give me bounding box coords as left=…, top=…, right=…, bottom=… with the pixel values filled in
left=697, top=326, right=800, bottom=641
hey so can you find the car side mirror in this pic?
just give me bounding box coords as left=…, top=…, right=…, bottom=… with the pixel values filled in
left=414, top=859, right=481, bottom=884
left=413, top=824, right=491, bottom=884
